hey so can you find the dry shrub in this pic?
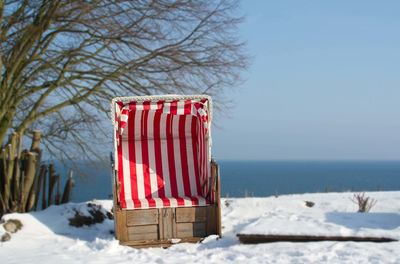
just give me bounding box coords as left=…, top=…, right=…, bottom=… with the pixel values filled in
left=350, top=193, right=377, bottom=213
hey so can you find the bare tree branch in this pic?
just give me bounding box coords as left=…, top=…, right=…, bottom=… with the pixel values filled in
left=0, top=0, right=248, bottom=161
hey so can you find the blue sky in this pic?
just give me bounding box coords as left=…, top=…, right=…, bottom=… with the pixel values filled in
left=212, top=1, right=400, bottom=160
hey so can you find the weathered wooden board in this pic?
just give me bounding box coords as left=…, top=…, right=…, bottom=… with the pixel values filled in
left=128, top=225, right=159, bottom=241
left=176, top=207, right=207, bottom=223
left=176, top=222, right=206, bottom=238
left=126, top=209, right=158, bottom=226
left=206, top=206, right=216, bottom=235
left=215, top=163, right=222, bottom=236
left=120, top=237, right=203, bottom=248
left=114, top=209, right=128, bottom=241
left=237, top=234, right=398, bottom=244
left=162, top=208, right=174, bottom=239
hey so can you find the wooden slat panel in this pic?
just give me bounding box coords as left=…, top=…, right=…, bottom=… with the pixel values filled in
left=176, top=222, right=206, bottom=238
left=162, top=208, right=173, bottom=239
left=206, top=205, right=216, bottom=235
left=126, top=209, right=158, bottom=226
left=114, top=209, right=128, bottom=242
left=128, top=225, right=159, bottom=241
left=176, top=207, right=207, bottom=223
left=215, top=172, right=222, bottom=236
left=128, top=224, right=158, bottom=234
left=211, top=161, right=222, bottom=236
left=158, top=208, right=164, bottom=240
left=171, top=208, right=176, bottom=238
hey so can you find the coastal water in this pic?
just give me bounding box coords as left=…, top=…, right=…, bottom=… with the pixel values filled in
left=220, top=160, right=400, bottom=197
left=61, top=160, right=400, bottom=202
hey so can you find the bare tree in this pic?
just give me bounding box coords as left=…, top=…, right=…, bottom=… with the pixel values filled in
left=0, top=0, right=247, bottom=160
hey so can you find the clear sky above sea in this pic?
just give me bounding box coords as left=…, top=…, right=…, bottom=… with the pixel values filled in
left=212, top=0, right=400, bottom=160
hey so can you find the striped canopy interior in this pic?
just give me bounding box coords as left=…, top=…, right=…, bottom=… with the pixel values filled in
left=112, top=95, right=212, bottom=210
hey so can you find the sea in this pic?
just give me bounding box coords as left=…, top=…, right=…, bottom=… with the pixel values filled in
left=60, top=160, right=400, bottom=202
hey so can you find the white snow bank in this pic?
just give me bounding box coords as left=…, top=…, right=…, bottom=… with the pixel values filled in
left=239, top=192, right=400, bottom=239
left=0, top=192, right=399, bottom=264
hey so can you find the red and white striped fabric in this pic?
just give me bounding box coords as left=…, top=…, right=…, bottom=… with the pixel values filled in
left=112, top=96, right=212, bottom=210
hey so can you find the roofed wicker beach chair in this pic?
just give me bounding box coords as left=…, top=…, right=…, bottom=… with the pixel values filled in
left=111, top=95, right=221, bottom=248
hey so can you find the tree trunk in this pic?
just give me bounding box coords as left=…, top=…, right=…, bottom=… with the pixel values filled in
left=26, top=164, right=46, bottom=212
left=30, top=130, right=41, bottom=153
left=33, top=165, right=47, bottom=211
left=20, top=152, right=38, bottom=212
left=55, top=173, right=61, bottom=205
left=61, top=170, right=74, bottom=204
left=41, top=167, right=47, bottom=210
left=2, top=133, right=18, bottom=211
left=0, top=107, right=16, bottom=146
left=47, top=164, right=58, bottom=206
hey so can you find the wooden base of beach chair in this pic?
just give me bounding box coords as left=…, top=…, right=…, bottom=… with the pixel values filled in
left=115, top=205, right=220, bottom=248
left=114, top=204, right=221, bottom=248
left=120, top=237, right=204, bottom=248
left=113, top=162, right=221, bottom=248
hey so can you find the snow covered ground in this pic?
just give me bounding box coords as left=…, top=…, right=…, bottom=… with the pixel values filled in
left=1, top=191, right=399, bottom=264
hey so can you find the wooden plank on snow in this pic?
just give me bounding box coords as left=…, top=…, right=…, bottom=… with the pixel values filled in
left=237, top=234, right=398, bottom=244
